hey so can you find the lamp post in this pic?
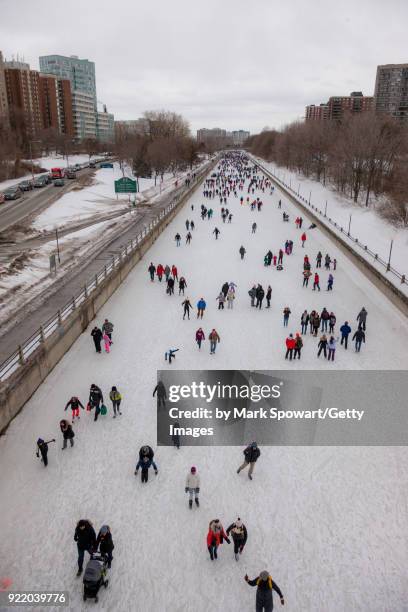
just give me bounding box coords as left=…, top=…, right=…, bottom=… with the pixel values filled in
left=324, top=201, right=327, bottom=217
left=348, top=214, right=352, bottom=236
left=387, top=239, right=394, bottom=271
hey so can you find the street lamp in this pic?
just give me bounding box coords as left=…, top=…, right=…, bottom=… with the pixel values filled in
left=387, top=239, right=394, bottom=271
left=348, top=214, right=352, bottom=236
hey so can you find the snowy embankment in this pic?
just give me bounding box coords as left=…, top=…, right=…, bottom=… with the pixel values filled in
left=251, top=155, right=408, bottom=293
left=0, top=159, right=407, bottom=611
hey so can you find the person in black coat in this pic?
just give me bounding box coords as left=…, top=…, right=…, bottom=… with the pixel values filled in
left=237, top=442, right=261, bottom=480
left=352, top=327, right=366, bottom=352
left=226, top=518, right=248, bottom=560
left=36, top=438, right=55, bottom=467
left=153, top=381, right=167, bottom=407
left=222, top=282, right=229, bottom=298
left=91, top=327, right=103, bottom=353
left=74, top=519, right=96, bottom=576
left=96, top=525, right=114, bottom=568
left=245, top=571, right=284, bottom=611
left=60, top=420, right=75, bottom=449
left=89, top=384, right=103, bottom=421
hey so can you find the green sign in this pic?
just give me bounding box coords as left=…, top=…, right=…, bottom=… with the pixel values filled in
left=115, top=177, right=137, bottom=193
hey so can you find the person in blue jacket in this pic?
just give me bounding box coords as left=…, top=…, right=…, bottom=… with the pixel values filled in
left=134, top=445, right=158, bottom=483
left=197, top=298, right=206, bottom=319
left=340, top=321, right=352, bottom=349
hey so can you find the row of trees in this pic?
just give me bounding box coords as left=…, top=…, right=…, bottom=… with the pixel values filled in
left=247, top=114, right=408, bottom=224
left=114, top=110, right=200, bottom=183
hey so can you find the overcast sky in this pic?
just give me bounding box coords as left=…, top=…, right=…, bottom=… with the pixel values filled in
left=1, top=0, right=407, bottom=135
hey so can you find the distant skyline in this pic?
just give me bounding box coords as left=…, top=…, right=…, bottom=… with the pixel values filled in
left=1, top=0, right=408, bottom=135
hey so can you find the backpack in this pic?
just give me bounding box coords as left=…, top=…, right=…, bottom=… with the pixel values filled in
left=100, top=404, right=107, bottom=416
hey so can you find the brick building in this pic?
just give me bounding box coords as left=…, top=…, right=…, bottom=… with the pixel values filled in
left=39, top=73, right=74, bottom=137
left=4, top=60, right=42, bottom=139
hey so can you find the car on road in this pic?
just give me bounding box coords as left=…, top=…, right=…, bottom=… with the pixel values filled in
left=34, top=176, right=48, bottom=188
left=0, top=192, right=5, bottom=204
left=53, top=178, right=65, bottom=187
left=4, top=186, right=22, bottom=200
left=66, top=170, right=76, bottom=179
left=19, top=180, right=34, bottom=191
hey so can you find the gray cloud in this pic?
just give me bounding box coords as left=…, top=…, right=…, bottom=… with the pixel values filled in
left=1, top=0, right=407, bottom=134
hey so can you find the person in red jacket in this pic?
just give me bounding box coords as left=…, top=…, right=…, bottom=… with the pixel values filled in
left=156, top=264, right=164, bottom=282
left=301, top=232, right=306, bottom=247
left=313, top=272, right=320, bottom=291
left=195, top=328, right=205, bottom=349
left=207, top=519, right=230, bottom=560
left=285, top=334, right=295, bottom=360
left=171, top=265, right=178, bottom=280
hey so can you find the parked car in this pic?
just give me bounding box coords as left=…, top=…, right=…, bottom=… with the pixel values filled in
left=66, top=170, right=76, bottom=179
left=0, top=192, right=5, bottom=204
left=89, top=161, right=96, bottom=168
left=53, top=178, right=65, bottom=187
left=74, top=163, right=82, bottom=170
left=34, top=176, right=47, bottom=188
left=4, top=186, right=22, bottom=200
left=19, top=180, right=34, bottom=191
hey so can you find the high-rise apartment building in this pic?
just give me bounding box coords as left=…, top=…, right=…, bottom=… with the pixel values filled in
left=97, top=109, right=114, bottom=143
left=4, top=60, right=42, bottom=138
left=374, top=63, right=408, bottom=121
left=0, top=51, right=9, bottom=127
left=40, top=54, right=99, bottom=140
left=305, top=103, right=329, bottom=120
left=305, top=92, right=373, bottom=122
left=39, top=73, right=74, bottom=137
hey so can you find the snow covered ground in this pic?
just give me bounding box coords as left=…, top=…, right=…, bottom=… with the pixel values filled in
left=252, top=155, right=408, bottom=286
left=0, top=157, right=407, bottom=611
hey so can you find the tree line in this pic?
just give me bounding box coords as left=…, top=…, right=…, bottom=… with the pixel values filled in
left=247, top=114, right=408, bottom=225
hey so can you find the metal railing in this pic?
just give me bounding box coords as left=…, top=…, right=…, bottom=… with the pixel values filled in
left=253, top=158, right=407, bottom=287
left=0, top=163, right=213, bottom=382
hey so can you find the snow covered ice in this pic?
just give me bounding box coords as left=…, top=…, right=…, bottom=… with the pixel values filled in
left=0, top=154, right=407, bottom=611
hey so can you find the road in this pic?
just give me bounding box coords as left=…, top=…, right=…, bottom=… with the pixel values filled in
left=0, top=167, right=95, bottom=233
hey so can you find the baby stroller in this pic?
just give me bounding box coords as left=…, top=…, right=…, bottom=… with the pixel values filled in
left=83, top=552, right=109, bottom=602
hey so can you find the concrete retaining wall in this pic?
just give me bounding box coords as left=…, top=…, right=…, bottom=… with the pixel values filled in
left=253, top=158, right=408, bottom=317
left=0, top=163, right=214, bottom=433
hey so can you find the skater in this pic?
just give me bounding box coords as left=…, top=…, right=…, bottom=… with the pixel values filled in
left=156, top=263, right=164, bottom=281
left=324, top=254, right=331, bottom=270
left=213, top=227, right=220, bottom=239
left=255, top=285, right=265, bottom=309
left=353, top=327, right=366, bottom=352
left=36, top=438, right=55, bottom=467
left=320, top=308, right=330, bottom=332
left=301, top=310, right=309, bottom=334
left=340, top=321, right=351, bottom=349
left=293, top=333, right=303, bottom=359
left=165, top=348, right=179, bottom=364
left=357, top=307, right=368, bottom=331
left=102, top=319, right=114, bottom=342
left=283, top=307, right=291, bottom=327
left=285, top=334, right=295, bottom=360
left=327, top=274, right=334, bottom=291
left=96, top=525, right=114, bottom=568
left=222, top=281, right=230, bottom=298
left=172, top=422, right=181, bottom=449
left=328, top=336, right=336, bottom=361
left=317, top=334, right=328, bottom=358
left=109, top=386, right=122, bottom=416
left=329, top=312, right=336, bottom=334
left=196, top=328, right=205, bottom=349
left=226, top=519, right=248, bottom=561
left=175, top=233, right=181, bottom=246
left=164, top=264, right=171, bottom=281
left=207, top=520, right=230, bottom=561
left=313, top=272, right=320, bottom=291
left=185, top=466, right=200, bottom=509
left=209, top=329, right=220, bottom=354
left=186, top=231, right=192, bottom=244
left=74, top=520, right=96, bottom=576
left=190, top=221, right=195, bottom=231
left=244, top=571, right=285, bottom=611
left=91, top=326, right=103, bottom=353
left=179, top=276, right=187, bottom=295
left=182, top=298, right=192, bottom=319
left=135, top=445, right=158, bottom=482
left=301, top=232, right=306, bottom=247
left=166, top=276, right=175, bottom=295
left=312, top=312, right=320, bottom=336
left=239, top=245, right=246, bottom=260
left=185, top=220, right=190, bottom=231
left=237, top=442, right=260, bottom=480
left=89, top=384, right=104, bottom=422
left=216, top=292, right=226, bottom=310
left=60, top=419, right=75, bottom=449
left=64, top=396, right=84, bottom=423
left=333, top=258, right=337, bottom=270
left=197, top=298, right=206, bottom=319
left=316, top=251, right=322, bottom=268
left=278, top=199, right=282, bottom=209
left=171, top=264, right=178, bottom=280
left=303, top=269, right=312, bottom=287
left=153, top=381, right=166, bottom=407
left=266, top=286, right=272, bottom=308
left=148, top=262, right=156, bottom=281
left=103, top=331, right=112, bottom=353
left=227, top=289, right=235, bottom=309
left=278, top=249, right=284, bottom=265
left=252, top=222, right=257, bottom=233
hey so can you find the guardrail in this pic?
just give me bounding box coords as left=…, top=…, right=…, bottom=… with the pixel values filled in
left=252, top=158, right=407, bottom=287
left=0, top=164, right=212, bottom=382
